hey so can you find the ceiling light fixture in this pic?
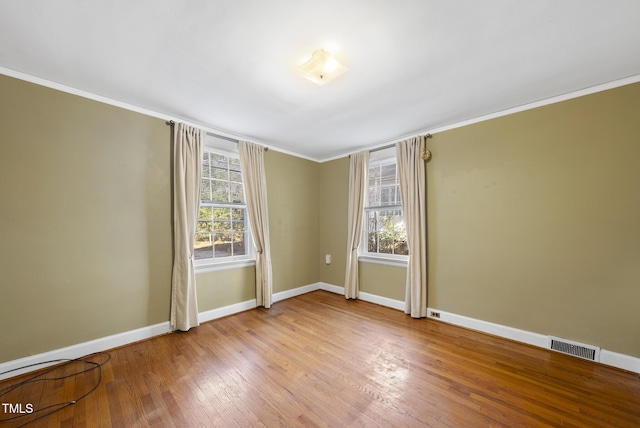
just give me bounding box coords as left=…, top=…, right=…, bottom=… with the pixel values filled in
left=297, top=49, right=348, bottom=85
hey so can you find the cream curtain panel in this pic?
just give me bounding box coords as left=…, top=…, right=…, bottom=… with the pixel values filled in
left=397, top=137, right=428, bottom=318
left=171, top=123, right=203, bottom=331
left=239, top=141, right=273, bottom=308
left=344, top=150, right=369, bottom=299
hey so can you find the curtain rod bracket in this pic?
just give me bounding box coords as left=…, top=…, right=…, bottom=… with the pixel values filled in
left=422, top=134, right=433, bottom=161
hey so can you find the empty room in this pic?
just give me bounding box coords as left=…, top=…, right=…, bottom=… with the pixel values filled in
left=1, top=1, right=639, bottom=427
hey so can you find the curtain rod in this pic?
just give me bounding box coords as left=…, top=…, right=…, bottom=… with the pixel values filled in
left=349, top=134, right=433, bottom=157
left=369, top=133, right=432, bottom=153
left=166, top=120, right=268, bottom=151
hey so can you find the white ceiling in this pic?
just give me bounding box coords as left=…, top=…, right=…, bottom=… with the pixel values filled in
left=1, top=1, right=640, bottom=161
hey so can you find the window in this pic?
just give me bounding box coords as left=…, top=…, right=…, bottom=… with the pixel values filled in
left=362, top=151, right=408, bottom=259
left=195, top=145, right=253, bottom=268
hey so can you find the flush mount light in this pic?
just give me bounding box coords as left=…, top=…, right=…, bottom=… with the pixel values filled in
left=297, top=49, right=348, bottom=85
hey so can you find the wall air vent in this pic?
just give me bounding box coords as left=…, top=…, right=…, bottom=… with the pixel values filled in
left=548, top=336, right=600, bottom=361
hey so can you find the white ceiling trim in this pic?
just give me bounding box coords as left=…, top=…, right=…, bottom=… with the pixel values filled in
left=3, top=65, right=639, bottom=164
left=0, top=65, right=292, bottom=158
left=322, top=73, right=640, bottom=163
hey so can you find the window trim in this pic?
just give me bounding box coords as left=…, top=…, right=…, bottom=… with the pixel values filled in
left=358, top=253, right=408, bottom=267
left=195, top=138, right=255, bottom=273
left=359, top=150, right=408, bottom=266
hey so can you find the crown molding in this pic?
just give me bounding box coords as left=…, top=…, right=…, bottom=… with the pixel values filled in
left=3, top=66, right=639, bottom=165
left=320, top=73, right=640, bottom=163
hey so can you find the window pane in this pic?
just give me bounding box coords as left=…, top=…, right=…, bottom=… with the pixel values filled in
left=197, top=221, right=212, bottom=233
left=194, top=233, right=213, bottom=260
left=202, top=152, right=211, bottom=179
left=380, top=163, right=396, bottom=185
left=214, top=242, right=231, bottom=257
left=213, top=207, right=231, bottom=231
left=214, top=232, right=231, bottom=257
left=201, top=179, right=211, bottom=202
left=230, top=182, right=244, bottom=204
left=365, top=208, right=407, bottom=255
left=367, top=210, right=377, bottom=232
left=213, top=207, right=228, bottom=220
left=368, top=231, right=378, bottom=253
left=211, top=180, right=229, bottom=202
left=379, top=232, right=393, bottom=253
left=232, top=232, right=246, bottom=256
left=380, top=185, right=396, bottom=206
left=211, top=154, right=228, bottom=180
left=368, top=186, right=380, bottom=207
left=229, top=157, right=241, bottom=171
left=385, top=210, right=406, bottom=254
left=199, top=206, right=213, bottom=221
left=231, top=208, right=244, bottom=221
left=369, top=165, right=380, bottom=186
left=232, top=208, right=246, bottom=234
left=213, top=220, right=231, bottom=231
left=229, top=168, right=242, bottom=183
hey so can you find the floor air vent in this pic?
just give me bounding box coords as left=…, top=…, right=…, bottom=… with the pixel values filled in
left=549, top=336, right=600, bottom=361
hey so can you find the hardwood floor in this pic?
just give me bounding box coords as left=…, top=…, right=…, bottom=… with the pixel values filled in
left=1, top=290, right=639, bottom=427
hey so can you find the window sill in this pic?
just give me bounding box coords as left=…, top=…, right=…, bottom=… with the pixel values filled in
left=358, top=254, right=408, bottom=268
left=195, top=258, right=255, bottom=274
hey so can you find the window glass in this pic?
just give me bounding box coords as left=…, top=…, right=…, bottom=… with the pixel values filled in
left=195, top=149, right=252, bottom=263
left=363, top=157, right=408, bottom=256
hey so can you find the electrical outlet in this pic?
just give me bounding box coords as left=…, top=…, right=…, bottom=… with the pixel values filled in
left=430, top=311, right=440, bottom=319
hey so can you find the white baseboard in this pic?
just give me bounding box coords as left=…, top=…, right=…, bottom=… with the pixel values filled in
left=426, top=308, right=549, bottom=348
left=317, top=282, right=405, bottom=311
left=5, top=286, right=637, bottom=381
left=0, top=322, right=172, bottom=381
left=599, top=349, right=640, bottom=374
left=273, top=283, right=321, bottom=302
left=198, top=299, right=257, bottom=323
left=427, top=307, right=640, bottom=374
left=318, top=282, right=344, bottom=295
left=360, top=292, right=405, bottom=311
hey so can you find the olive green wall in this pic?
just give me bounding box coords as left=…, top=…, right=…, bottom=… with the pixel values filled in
left=265, top=151, right=320, bottom=293
left=359, top=263, right=405, bottom=301
left=0, top=75, right=171, bottom=362
left=318, top=157, right=349, bottom=286
left=196, top=267, right=256, bottom=311
left=428, top=83, right=640, bottom=357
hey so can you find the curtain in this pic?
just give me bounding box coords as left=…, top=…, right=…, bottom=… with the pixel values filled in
left=344, top=150, right=369, bottom=299
left=397, top=137, right=428, bottom=318
left=171, top=123, right=203, bottom=331
left=239, top=141, right=273, bottom=308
